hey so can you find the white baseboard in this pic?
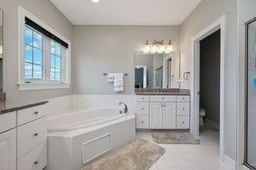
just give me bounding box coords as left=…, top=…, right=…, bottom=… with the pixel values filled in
left=205, top=118, right=220, bottom=129
left=242, top=165, right=250, bottom=170
left=224, top=155, right=236, bottom=169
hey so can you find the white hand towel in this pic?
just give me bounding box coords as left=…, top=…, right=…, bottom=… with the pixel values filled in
left=107, top=73, right=115, bottom=82
left=114, top=73, right=124, bottom=92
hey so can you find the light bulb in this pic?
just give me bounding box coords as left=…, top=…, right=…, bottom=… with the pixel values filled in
left=165, top=40, right=173, bottom=53
left=91, top=0, right=100, bottom=3
left=143, top=40, right=150, bottom=53
left=0, top=45, right=2, bottom=55
left=165, top=45, right=173, bottom=53
left=151, top=45, right=157, bottom=53
left=158, top=45, right=165, bottom=53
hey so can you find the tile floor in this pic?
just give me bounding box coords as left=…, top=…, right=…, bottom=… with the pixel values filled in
left=136, top=131, right=233, bottom=170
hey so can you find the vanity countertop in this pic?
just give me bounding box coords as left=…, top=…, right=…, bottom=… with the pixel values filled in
left=135, top=88, right=190, bottom=95
left=0, top=100, right=48, bottom=114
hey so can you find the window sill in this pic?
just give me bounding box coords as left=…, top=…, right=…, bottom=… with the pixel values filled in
left=18, top=82, right=71, bottom=91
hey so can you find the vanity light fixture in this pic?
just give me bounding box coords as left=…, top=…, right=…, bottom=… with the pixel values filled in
left=91, top=0, right=100, bottom=3
left=143, top=40, right=173, bottom=54
left=0, top=45, right=2, bottom=59
left=143, top=40, right=150, bottom=53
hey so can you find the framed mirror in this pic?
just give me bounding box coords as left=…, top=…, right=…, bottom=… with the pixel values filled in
left=134, top=51, right=180, bottom=90
left=245, top=17, right=256, bottom=170
left=0, top=9, right=3, bottom=91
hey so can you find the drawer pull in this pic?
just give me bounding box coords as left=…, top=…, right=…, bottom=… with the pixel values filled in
left=141, top=120, right=144, bottom=123
left=34, top=111, right=39, bottom=115
left=182, top=108, right=185, bottom=111
left=162, top=97, right=165, bottom=100
left=33, top=132, right=39, bottom=136
left=182, top=97, right=185, bottom=100
left=34, top=161, right=39, bottom=165
left=142, top=107, right=144, bottom=110
left=182, top=121, right=185, bottom=124
left=142, top=97, right=144, bottom=100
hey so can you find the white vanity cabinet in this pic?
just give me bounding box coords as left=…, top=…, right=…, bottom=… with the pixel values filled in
left=135, top=95, right=190, bottom=130
left=150, top=96, right=176, bottom=129
left=150, top=102, right=177, bottom=129
left=0, top=112, right=17, bottom=170
left=17, top=106, right=47, bottom=170
left=135, top=96, right=150, bottom=129
left=0, top=129, right=17, bottom=170
left=176, top=96, right=190, bottom=129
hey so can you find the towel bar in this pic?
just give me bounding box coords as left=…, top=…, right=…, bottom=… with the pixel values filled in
left=103, top=73, right=128, bottom=76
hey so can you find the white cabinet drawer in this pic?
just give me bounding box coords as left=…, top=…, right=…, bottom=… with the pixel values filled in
left=136, top=95, right=150, bottom=102
left=150, top=95, right=176, bottom=102
left=177, top=116, right=190, bottom=129
left=0, top=112, right=16, bottom=133
left=136, top=115, right=149, bottom=129
left=17, top=105, right=46, bottom=126
left=136, top=102, right=149, bottom=115
left=177, top=103, right=190, bottom=116
left=17, top=118, right=47, bottom=159
left=18, top=142, right=47, bottom=170
left=177, top=95, right=190, bottom=102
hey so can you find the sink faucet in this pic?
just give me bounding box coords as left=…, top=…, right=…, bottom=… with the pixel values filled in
left=119, top=102, right=128, bottom=114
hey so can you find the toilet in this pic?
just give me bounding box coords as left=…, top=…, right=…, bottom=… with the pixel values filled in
left=200, top=108, right=206, bottom=126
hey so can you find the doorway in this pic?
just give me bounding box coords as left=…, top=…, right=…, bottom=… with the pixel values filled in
left=199, top=30, right=221, bottom=136
left=190, top=15, right=226, bottom=160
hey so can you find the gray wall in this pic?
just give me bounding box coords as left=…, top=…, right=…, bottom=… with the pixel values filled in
left=179, top=0, right=238, bottom=160
left=0, top=0, right=73, bottom=102
left=200, top=30, right=220, bottom=124
left=72, top=26, right=179, bottom=94
left=0, top=26, right=2, bottom=90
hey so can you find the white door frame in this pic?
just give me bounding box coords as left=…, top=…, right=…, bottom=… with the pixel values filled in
left=190, top=15, right=226, bottom=161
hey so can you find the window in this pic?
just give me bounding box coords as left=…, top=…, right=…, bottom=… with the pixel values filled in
left=24, top=26, right=44, bottom=80
left=50, top=40, right=63, bottom=81
left=18, top=6, right=71, bottom=90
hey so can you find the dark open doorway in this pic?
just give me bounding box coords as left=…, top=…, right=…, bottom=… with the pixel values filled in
left=199, top=29, right=221, bottom=133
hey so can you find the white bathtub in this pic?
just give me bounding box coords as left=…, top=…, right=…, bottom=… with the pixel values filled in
left=46, top=95, right=136, bottom=170
left=47, top=108, right=129, bottom=133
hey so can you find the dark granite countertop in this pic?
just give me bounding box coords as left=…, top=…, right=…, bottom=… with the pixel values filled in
left=0, top=100, right=48, bottom=114
left=135, top=88, right=190, bottom=95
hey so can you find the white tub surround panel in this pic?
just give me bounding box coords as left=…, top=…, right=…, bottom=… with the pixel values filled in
left=46, top=95, right=136, bottom=170
left=47, top=115, right=135, bottom=170
left=135, top=95, right=190, bottom=129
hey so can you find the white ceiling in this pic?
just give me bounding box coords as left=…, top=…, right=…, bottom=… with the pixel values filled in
left=50, top=0, right=202, bottom=25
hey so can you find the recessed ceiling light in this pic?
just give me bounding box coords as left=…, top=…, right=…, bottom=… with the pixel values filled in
left=91, top=0, right=100, bottom=3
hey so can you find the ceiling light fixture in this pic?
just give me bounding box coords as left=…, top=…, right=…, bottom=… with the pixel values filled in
left=91, top=0, right=100, bottom=3
left=143, top=40, right=174, bottom=54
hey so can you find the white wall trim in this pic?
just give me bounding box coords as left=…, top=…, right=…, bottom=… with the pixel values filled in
left=190, top=14, right=226, bottom=161
left=242, top=165, right=250, bottom=170
left=224, top=155, right=236, bottom=170
left=18, top=83, right=70, bottom=91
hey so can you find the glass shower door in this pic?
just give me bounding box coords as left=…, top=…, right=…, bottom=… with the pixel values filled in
left=245, top=17, right=256, bottom=169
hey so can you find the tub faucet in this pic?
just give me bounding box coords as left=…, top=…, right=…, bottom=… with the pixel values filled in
left=119, top=102, right=128, bottom=114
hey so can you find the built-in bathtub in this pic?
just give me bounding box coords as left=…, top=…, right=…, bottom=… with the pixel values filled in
left=47, top=108, right=131, bottom=132
left=46, top=95, right=136, bottom=170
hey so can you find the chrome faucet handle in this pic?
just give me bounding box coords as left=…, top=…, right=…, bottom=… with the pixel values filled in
left=119, top=102, right=128, bottom=113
